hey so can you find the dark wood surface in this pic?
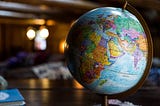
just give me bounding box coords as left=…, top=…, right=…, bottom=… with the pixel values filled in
left=6, top=79, right=160, bottom=106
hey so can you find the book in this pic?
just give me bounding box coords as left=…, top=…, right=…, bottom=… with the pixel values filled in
left=0, top=88, right=25, bottom=106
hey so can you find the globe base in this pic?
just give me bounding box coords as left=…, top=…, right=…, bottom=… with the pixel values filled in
left=101, top=95, right=108, bottom=106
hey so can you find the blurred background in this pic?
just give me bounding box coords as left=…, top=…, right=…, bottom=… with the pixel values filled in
left=0, top=0, right=159, bottom=86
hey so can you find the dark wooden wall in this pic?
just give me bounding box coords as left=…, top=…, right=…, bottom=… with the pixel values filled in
left=152, top=35, right=160, bottom=58
left=0, top=22, right=71, bottom=61
left=0, top=24, right=35, bottom=60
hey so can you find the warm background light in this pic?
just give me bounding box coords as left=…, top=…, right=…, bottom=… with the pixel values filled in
left=46, top=20, right=56, bottom=26
left=73, top=80, right=83, bottom=89
left=26, top=28, right=36, bottom=40
left=59, top=40, right=66, bottom=54
left=39, top=26, right=49, bottom=39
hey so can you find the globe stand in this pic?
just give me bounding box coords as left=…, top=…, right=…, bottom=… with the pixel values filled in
left=92, top=94, right=108, bottom=106
left=101, top=95, right=108, bottom=106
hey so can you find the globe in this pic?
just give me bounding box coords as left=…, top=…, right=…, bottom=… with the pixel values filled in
left=65, top=6, right=152, bottom=97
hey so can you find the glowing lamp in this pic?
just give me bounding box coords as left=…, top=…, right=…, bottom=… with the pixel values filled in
left=26, top=28, right=36, bottom=40
left=39, top=26, right=49, bottom=39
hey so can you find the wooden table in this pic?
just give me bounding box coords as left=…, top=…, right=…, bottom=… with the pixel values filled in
left=6, top=79, right=160, bottom=106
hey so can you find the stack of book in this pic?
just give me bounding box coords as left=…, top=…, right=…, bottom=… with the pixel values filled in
left=0, top=88, right=25, bottom=106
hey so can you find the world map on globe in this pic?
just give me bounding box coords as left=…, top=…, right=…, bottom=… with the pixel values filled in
left=66, top=7, right=150, bottom=95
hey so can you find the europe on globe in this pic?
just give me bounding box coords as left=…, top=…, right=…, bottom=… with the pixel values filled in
left=65, top=7, right=152, bottom=96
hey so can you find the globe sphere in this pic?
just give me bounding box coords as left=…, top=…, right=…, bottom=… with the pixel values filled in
left=65, top=7, right=152, bottom=96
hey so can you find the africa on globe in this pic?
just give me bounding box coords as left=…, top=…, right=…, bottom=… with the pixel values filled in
left=65, top=7, right=152, bottom=96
